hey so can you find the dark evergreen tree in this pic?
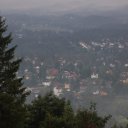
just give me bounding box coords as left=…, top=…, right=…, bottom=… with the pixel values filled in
left=0, top=16, right=29, bottom=128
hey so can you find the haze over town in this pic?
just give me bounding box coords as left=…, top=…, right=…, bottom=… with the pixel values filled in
left=1, top=0, right=128, bottom=14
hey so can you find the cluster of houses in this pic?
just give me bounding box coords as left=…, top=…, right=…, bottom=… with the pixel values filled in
left=21, top=39, right=128, bottom=100
left=79, top=39, right=127, bottom=50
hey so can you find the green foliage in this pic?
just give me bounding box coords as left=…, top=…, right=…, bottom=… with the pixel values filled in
left=75, top=103, right=111, bottom=128
left=26, top=93, right=75, bottom=128
left=40, top=112, right=65, bottom=128
left=78, top=63, right=91, bottom=79
left=0, top=16, right=29, bottom=128
left=111, top=124, right=128, bottom=128
left=63, top=100, right=75, bottom=128
left=26, top=93, right=111, bottom=128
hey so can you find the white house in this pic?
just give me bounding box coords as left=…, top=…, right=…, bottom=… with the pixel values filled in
left=42, top=81, right=51, bottom=86
left=53, top=87, right=62, bottom=97
left=92, top=90, right=99, bottom=95
left=64, top=83, right=71, bottom=91
left=91, top=73, right=99, bottom=79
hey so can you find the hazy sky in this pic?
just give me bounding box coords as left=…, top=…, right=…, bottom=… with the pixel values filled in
left=1, top=0, right=128, bottom=12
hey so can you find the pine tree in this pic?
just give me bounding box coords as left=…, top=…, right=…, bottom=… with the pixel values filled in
left=0, top=16, right=29, bottom=128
